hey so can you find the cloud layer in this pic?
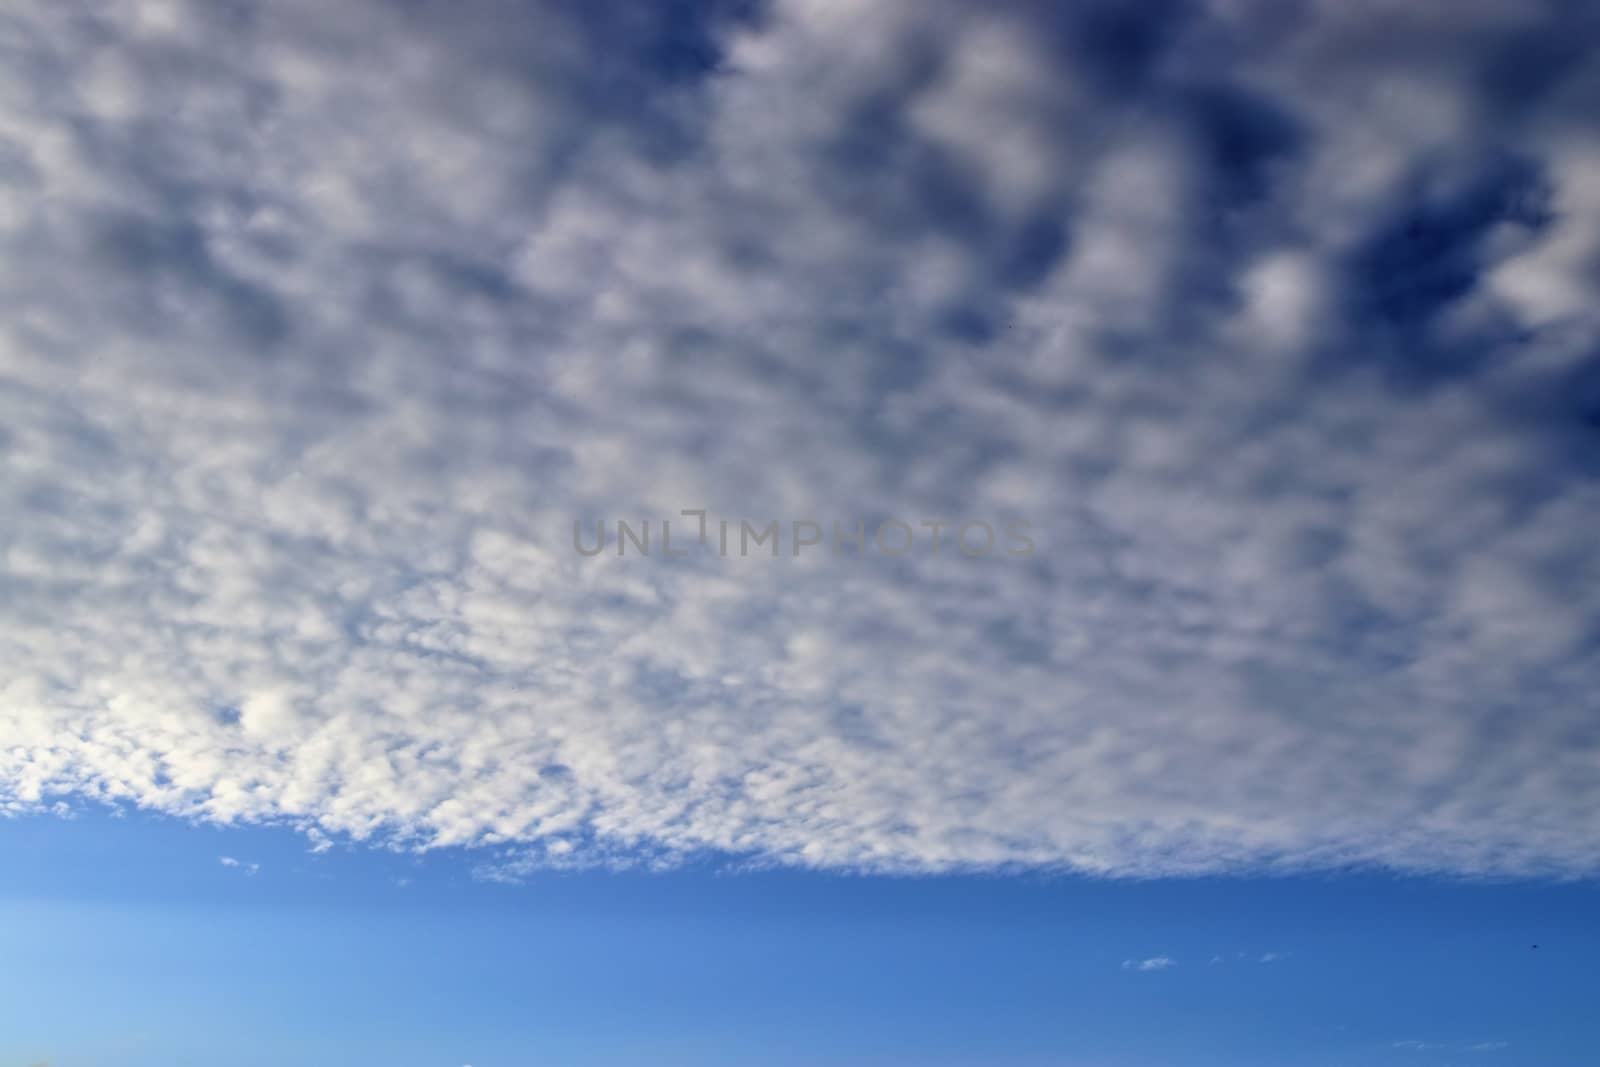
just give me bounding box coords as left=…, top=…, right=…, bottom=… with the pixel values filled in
left=2, top=0, right=1599, bottom=877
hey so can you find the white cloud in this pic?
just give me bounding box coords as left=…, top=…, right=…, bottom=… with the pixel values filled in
left=1395, top=1039, right=1510, bottom=1054
left=1, top=0, right=1598, bottom=879
left=1123, top=957, right=1178, bottom=972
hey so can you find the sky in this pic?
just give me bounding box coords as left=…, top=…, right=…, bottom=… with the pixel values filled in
left=1, top=0, right=1598, bottom=1063
left=3, top=810, right=1599, bottom=1067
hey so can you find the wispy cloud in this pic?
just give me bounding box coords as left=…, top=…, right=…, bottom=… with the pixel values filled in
left=1210, top=951, right=1289, bottom=965
left=1123, top=957, right=1178, bottom=972
left=1395, top=1039, right=1510, bottom=1054
left=219, top=856, right=260, bottom=876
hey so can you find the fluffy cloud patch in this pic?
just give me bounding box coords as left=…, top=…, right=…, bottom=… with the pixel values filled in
left=2, top=0, right=1599, bottom=877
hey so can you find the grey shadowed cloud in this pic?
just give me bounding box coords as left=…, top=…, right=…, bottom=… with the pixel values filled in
left=2, top=0, right=1599, bottom=877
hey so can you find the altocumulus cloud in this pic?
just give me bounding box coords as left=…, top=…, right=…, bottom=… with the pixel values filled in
left=2, top=0, right=1600, bottom=878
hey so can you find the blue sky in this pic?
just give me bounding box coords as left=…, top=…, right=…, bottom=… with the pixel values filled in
left=3, top=0, right=1600, bottom=1062
left=4, top=809, right=1598, bottom=1067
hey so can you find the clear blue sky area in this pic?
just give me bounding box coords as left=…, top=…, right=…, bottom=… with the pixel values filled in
left=3, top=810, right=1594, bottom=1067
